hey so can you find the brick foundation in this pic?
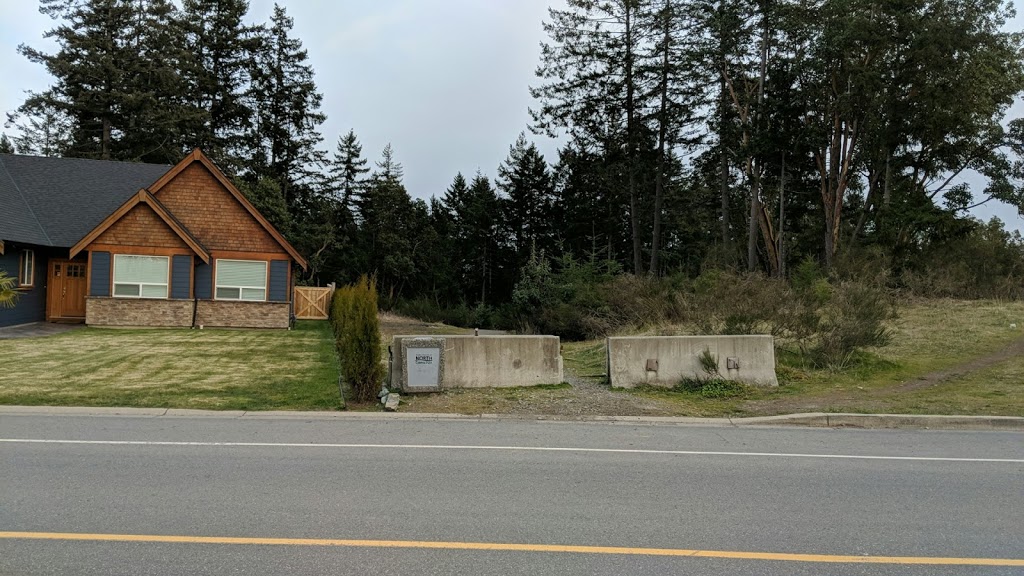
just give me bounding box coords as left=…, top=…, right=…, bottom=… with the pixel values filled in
left=195, top=300, right=289, bottom=329
left=86, top=298, right=193, bottom=327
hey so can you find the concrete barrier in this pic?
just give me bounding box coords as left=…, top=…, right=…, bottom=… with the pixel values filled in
left=607, top=335, right=777, bottom=388
left=390, top=335, right=564, bottom=392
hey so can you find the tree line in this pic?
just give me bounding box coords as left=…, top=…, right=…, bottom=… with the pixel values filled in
left=5, top=0, right=1024, bottom=324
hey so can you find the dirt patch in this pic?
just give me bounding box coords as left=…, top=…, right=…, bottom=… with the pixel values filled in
left=892, top=334, right=1024, bottom=393
left=401, top=368, right=679, bottom=417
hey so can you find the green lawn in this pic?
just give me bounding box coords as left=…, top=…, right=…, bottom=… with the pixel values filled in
left=0, top=321, right=340, bottom=410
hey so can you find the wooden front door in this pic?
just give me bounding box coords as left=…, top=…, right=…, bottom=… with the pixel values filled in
left=47, top=260, right=88, bottom=321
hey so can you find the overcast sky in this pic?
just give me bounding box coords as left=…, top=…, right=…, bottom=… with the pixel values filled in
left=1, top=0, right=1022, bottom=231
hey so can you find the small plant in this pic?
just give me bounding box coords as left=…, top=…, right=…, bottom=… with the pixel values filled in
left=676, top=377, right=747, bottom=398
left=697, top=347, right=720, bottom=378
left=0, top=270, right=18, bottom=309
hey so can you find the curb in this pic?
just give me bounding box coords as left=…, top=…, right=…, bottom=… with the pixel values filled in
left=0, top=405, right=1022, bottom=430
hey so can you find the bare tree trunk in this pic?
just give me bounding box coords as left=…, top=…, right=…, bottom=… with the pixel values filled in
left=747, top=7, right=769, bottom=272
left=778, top=153, right=785, bottom=277
left=649, top=3, right=671, bottom=276
left=101, top=117, right=111, bottom=160
left=625, top=3, right=642, bottom=275
left=719, top=80, right=730, bottom=250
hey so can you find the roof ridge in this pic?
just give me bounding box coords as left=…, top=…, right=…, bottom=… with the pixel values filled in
left=0, top=152, right=171, bottom=169
left=0, top=155, right=53, bottom=246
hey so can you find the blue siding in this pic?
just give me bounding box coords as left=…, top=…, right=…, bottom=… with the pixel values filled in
left=90, top=252, right=111, bottom=297
left=268, top=260, right=289, bottom=302
left=171, top=255, right=191, bottom=299
left=0, top=244, right=51, bottom=327
left=194, top=261, right=212, bottom=299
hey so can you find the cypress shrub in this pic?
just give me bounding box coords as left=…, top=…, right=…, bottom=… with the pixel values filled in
left=330, top=276, right=384, bottom=402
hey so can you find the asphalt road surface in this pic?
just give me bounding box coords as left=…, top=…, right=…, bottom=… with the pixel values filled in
left=1, top=411, right=1022, bottom=575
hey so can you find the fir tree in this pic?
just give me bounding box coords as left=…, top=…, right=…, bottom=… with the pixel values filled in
left=328, top=129, right=370, bottom=208
left=179, top=0, right=256, bottom=169
left=246, top=3, right=326, bottom=205
left=15, top=0, right=190, bottom=162
left=497, top=133, right=556, bottom=268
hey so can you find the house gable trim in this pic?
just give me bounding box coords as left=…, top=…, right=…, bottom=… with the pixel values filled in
left=70, top=190, right=211, bottom=264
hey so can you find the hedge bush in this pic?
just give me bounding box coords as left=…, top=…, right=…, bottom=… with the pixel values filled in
left=330, top=275, right=384, bottom=403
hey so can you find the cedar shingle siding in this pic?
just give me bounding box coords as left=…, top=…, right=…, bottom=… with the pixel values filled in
left=94, top=204, right=190, bottom=249
left=154, top=163, right=283, bottom=253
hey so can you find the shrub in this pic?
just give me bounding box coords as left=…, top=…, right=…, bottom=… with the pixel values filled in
left=688, top=264, right=896, bottom=370
left=814, top=280, right=896, bottom=369
left=395, top=297, right=496, bottom=329
left=690, top=270, right=789, bottom=336
left=330, top=275, right=384, bottom=403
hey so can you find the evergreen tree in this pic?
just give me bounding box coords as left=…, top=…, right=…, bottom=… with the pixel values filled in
left=374, top=143, right=404, bottom=182
left=327, top=130, right=370, bottom=209
left=16, top=0, right=137, bottom=160
left=246, top=3, right=326, bottom=205
left=443, top=172, right=503, bottom=304
left=531, top=0, right=649, bottom=273
left=119, top=0, right=193, bottom=163
left=14, top=0, right=190, bottom=162
left=5, top=100, right=73, bottom=157
left=356, top=146, right=420, bottom=302
left=497, top=133, right=556, bottom=269
left=179, top=0, right=256, bottom=169
left=0, top=135, right=13, bottom=154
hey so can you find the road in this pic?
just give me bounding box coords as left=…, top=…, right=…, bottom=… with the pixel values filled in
left=1, top=411, right=1022, bottom=575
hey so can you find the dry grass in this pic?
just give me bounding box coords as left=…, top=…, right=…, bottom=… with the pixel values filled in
left=0, top=321, right=340, bottom=410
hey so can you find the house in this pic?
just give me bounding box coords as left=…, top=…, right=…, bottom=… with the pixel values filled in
left=0, top=149, right=307, bottom=329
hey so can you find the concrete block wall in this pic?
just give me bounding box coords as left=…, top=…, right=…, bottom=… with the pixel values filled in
left=195, top=300, right=289, bottom=329
left=391, top=335, right=564, bottom=391
left=607, top=335, right=778, bottom=388
left=86, top=297, right=193, bottom=327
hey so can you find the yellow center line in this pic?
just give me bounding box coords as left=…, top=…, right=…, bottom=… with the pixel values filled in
left=0, top=531, right=1021, bottom=566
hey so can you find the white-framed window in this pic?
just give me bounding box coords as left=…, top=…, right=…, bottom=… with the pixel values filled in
left=215, top=259, right=267, bottom=301
left=113, top=255, right=169, bottom=298
left=18, top=249, right=34, bottom=287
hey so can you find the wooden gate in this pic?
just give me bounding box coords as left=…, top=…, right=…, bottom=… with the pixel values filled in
left=294, top=286, right=333, bottom=320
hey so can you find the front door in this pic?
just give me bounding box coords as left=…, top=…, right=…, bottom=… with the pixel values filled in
left=47, top=259, right=88, bottom=321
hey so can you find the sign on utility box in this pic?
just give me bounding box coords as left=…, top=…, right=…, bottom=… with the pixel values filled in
left=401, top=337, right=444, bottom=392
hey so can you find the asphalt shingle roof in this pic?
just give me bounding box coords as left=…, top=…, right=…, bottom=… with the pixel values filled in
left=0, top=154, right=171, bottom=247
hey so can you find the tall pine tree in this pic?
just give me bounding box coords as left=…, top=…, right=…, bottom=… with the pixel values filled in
left=497, top=133, right=556, bottom=270
left=179, top=0, right=255, bottom=169
left=245, top=3, right=326, bottom=204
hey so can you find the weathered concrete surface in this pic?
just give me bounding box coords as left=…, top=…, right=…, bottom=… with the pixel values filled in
left=0, top=322, right=83, bottom=339
left=607, top=335, right=778, bottom=388
left=391, top=335, right=564, bottom=391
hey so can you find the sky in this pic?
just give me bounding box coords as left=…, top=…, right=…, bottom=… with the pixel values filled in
left=1, top=0, right=1022, bottom=231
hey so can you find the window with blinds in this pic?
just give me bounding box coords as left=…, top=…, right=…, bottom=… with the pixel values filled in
left=215, top=260, right=267, bottom=301
left=113, top=255, right=169, bottom=298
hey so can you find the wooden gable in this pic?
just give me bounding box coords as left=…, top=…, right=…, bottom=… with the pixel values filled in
left=91, top=203, right=189, bottom=249
left=148, top=150, right=307, bottom=268
left=151, top=163, right=282, bottom=253
left=70, top=190, right=210, bottom=263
